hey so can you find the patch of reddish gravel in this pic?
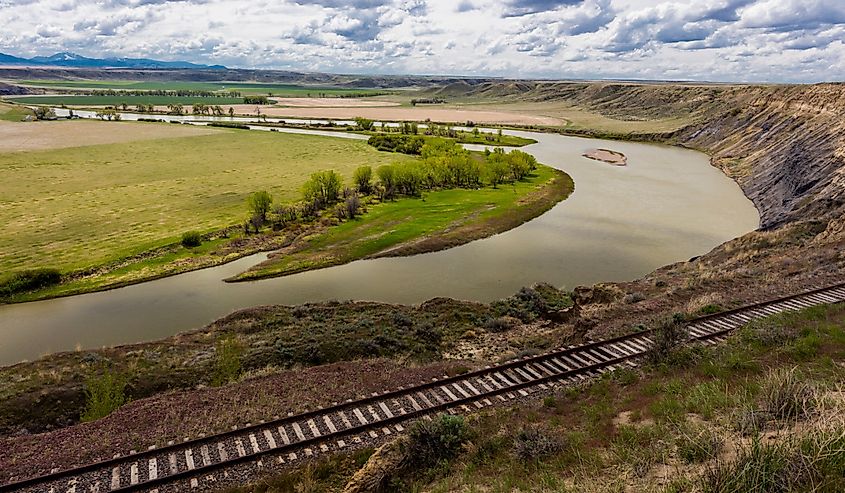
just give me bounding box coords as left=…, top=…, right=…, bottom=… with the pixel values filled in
left=0, top=358, right=474, bottom=485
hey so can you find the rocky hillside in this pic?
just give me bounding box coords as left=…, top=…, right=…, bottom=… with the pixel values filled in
left=439, top=81, right=845, bottom=229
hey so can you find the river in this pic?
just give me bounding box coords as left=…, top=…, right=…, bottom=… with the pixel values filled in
left=0, top=116, right=760, bottom=365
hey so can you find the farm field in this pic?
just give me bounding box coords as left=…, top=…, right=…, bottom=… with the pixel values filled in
left=0, top=128, right=409, bottom=274
left=12, top=79, right=390, bottom=97
left=0, top=119, right=215, bottom=152
left=7, top=95, right=246, bottom=106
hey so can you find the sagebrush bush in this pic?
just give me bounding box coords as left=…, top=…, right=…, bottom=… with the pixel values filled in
left=512, top=425, right=563, bottom=462
left=646, top=313, right=689, bottom=365
left=181, top=230, right=202, bottom=248
left=484, top=316, right=516, bottom=333
left=407, top=414, right=472, bottom=468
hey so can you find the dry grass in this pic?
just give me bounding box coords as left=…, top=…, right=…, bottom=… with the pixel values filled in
left=0, top=127, right=406, bottom=272
left=0, top=119, right=215, bottom=152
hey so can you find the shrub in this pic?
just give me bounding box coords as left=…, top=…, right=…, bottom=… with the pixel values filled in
left=367, top=134, right=425, bottom=154
left=406, top=414, right=472, bottom=468
left=353, top=165, right=373, bottom=194
left=512, top=426, right=563, bottom=462
left=623, top=292, right=646, bottom=304
left=0, top=268, right=62, bottom=296
left=181, top=231, right=202, bottom=248
left=484, top=316, right=516, bottom=333
left=212, top=336, right=244, bottom=386
left=760, top=368, right=816, bottom=420
left=645, top=313, right=688, bottom=365
left=81, top=368, right=128, bottom=422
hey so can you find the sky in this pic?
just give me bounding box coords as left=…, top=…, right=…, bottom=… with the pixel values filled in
left=0, top=0, right=844, bottom=82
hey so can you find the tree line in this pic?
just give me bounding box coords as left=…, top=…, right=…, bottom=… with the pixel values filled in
left=239, top=139, right=538, bottom=236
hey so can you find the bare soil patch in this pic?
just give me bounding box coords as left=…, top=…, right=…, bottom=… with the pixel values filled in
left=271, top=98, right=401, bottom=108
left=223, top=105, right=562, bottom=125
left=0, top=119, right=216, bottom=152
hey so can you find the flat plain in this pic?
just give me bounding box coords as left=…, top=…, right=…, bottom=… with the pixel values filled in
left=0, top=126, right=409, bottom=273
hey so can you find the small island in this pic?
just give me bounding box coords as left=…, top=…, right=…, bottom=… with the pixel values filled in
left=583, top=148, right=627, bottom=166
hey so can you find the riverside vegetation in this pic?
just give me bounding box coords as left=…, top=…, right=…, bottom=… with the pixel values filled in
left=0, top=122, right=571, bottom=302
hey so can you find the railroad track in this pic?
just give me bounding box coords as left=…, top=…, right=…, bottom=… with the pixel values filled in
left=4, top=282, right=845, bottom=493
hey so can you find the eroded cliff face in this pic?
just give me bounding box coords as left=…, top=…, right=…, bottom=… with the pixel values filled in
left=675, top=83, right=845, bottom=229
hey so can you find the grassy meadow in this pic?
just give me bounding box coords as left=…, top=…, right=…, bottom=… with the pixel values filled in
left=14, top=80, right=389, bottom=97
left=8, top=95, right=247, bottom=106
left=0, top=128, right=410, bottom=274
left=235, top=165, right=570, bottom=281
left=0, top=101, right=33, bottom=121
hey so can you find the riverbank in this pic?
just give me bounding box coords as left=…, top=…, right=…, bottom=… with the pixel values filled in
left=1, top=163, right=571, bottom=304
left=0, top=114, right=561, bottom=304
left=230, top=165, right=572, bottom=282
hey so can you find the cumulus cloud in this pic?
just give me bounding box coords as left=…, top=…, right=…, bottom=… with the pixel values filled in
left=0, top=0, right=843, bottom=82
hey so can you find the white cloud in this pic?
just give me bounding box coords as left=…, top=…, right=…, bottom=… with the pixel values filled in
left=0, top=0, right=842, bottom=82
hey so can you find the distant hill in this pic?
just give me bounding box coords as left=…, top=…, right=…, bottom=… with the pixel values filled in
left=0, top=51, right=226, bottom=70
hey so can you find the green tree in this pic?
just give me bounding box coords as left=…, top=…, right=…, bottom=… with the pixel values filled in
left=353, top=165, right=373, bottom=194
left=247, top=190, right=273, bottom=223
left=376, top=164, right=396, bottom=198
left=302, top=170, right=343, bottom=209
left=354, top=116, right=375, bottom=131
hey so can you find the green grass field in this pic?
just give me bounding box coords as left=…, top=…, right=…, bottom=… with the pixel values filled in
left=0, top=102, right=33, bottom=121
left=0, top=129, right=410, bottom=274
left=8, top=95, right=247, bottom=106
left=14, top=80, right=388, bottom=97
left=235, top=165, right=569, bottom=281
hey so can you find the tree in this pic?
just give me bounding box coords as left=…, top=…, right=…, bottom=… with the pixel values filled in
left=487, top=151, right=510, bottom=188
left=354, top=116, right=374, bottom=131
left=343, top=188, right=360, bottom=219
left=302, top=170, right=343, bottom=209
left=247, top=190, right=273, bottom=223
left=33, top=107, right=57, bottom=120
left=228, top=107, right=235, bottom=117
left=353, top=165, right=373, bottom=194
left=376, top=165, right=396, bottom=199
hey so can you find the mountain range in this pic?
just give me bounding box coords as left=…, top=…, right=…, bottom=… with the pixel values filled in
left=0, top=52, right=226, bottom=70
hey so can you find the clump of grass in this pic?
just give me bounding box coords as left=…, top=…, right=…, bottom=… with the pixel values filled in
left=676, top=424, right=723, bottom=464
left=212, top=335, right=244, bottom=386
left=761, top=368, right=817, bottom=421
left=700, top=423, right=845, bottom=493
left=512, top=425, right=563, bottom=462
left=81, top=368, right=128, bottom=422
left=731, top=407, right=770, bottom=436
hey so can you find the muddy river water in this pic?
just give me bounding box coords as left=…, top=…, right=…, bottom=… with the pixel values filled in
left=0, top=115, right=760, bottom=365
